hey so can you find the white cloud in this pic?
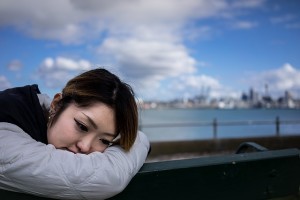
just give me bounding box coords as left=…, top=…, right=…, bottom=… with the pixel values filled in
left=7, top=59, right=22, bottom=71
left=100, top=38, right=196, bottom=76
left=286, top=23, right=300, bottom=29
left=177, top=75, right=222, bottom=90
left=137, top=73, right=240, bottom=100
left=270, top=14, right=300, bottom=30
left=168, top=75, right=240, bottom=99
left=230, top=20, right=258, bottom=29
left=98, top=35, right=197, bottom=92
left=42, top=57, right=91, bottom=71
left=0, top=0, right=267, bottom=99
left=71, top=0, right=229, bottom=25
left=0, top=0, right=265, bottom=44
left=0, top=0, right=86, bottom=44
left=231, top=0, right=266, bottom=8
left=249, top=63, right=300, bottom=97
left=37, top=57, right=93, bottom=88
left=270, top=14, right=296, bottom=24
left=0, top=76, right=11, bottom=90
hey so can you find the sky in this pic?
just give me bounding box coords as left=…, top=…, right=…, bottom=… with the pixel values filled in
left=0, top=0, right=300, bottom=101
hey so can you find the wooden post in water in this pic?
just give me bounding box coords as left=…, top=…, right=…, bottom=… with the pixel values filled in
left=275, top=116, right=280, bottom=137
left=213, top=118, right=217, bottom=140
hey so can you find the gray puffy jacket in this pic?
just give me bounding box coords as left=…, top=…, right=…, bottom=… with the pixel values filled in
left=0, top=94, right=150, bottom=199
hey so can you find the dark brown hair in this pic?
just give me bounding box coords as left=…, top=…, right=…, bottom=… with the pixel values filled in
left=49, top=68, right=138, bottom=151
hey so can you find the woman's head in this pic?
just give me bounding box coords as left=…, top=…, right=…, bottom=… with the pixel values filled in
left=47, top=68, right=138, bottom=153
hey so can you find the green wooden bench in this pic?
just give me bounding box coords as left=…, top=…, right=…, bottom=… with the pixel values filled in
left=1, top=143, right=300, bottom=200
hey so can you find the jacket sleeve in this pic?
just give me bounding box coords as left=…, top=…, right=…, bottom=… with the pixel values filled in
left=0, top=122, right=150, bottom=200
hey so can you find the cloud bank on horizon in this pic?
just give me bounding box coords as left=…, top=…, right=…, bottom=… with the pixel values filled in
left=0, top=0, right=300, bottom=100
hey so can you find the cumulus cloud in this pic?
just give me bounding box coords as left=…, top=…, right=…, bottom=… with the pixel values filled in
left=0, top=0, right=267, bottom=99
left=98, top=35, right=196, bottom=82
left=37, top=57, right=93, bottom=88
left=168, top=75, right=240, bottom=99
left=135, top=73, right=240, bottom=100
left=0, top=1, right=82, bottom=44
left=249, top=63, right=300, bottom=97
left=0, top=76, right=11, bottom=90
left=0, top=0, right=265, bottom=44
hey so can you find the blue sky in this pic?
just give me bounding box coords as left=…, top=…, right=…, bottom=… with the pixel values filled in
left=0, top=0, right=300, bottom=101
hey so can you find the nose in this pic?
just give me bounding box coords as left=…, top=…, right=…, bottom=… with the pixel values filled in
left=76, top=135, right=94, bottom=154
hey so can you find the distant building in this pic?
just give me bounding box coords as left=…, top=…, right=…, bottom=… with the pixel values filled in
left=138, top=87, right=300, bottom=109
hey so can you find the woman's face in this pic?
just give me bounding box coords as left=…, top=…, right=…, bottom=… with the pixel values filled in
left=47, top=99, right=116, bottom=154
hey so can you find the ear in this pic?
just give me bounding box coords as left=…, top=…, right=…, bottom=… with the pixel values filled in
left=50, top=93, right=62, bottom=111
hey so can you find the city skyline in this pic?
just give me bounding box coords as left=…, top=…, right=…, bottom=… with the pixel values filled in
left=139, top=84, right=299, bottom=109
left=1, top=0, right=300, bottom=101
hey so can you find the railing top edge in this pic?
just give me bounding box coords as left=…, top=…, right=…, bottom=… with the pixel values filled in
left=140, top=148, right=300, bottom=173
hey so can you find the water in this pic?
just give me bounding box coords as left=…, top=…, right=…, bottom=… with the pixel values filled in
left=139, top=108, right=300, bottom=142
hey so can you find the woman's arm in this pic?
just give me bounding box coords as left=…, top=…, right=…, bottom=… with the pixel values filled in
left=0, top=122, right=150, bottom=200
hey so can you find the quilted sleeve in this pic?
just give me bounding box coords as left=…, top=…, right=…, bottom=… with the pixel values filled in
left=0, top=122, right=150, bottom=200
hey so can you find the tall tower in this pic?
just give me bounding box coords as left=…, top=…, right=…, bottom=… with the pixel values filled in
left=249, top=87, right=254, bottom=102
left=265, top=83, right=269, bottom=96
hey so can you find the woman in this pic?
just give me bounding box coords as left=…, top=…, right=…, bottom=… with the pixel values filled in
left=0, top=68, right=150, bottom=199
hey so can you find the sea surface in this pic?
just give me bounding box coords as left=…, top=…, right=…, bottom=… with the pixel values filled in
left=138, top=108, right=300, bottom=142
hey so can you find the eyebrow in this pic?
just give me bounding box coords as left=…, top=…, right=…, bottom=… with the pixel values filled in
left=81, top=112, right=116, bottom=137
left=81, top=112, right=98, bottom=129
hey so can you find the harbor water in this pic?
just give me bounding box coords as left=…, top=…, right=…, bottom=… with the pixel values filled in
left=139, top=108, right=300, bottom=142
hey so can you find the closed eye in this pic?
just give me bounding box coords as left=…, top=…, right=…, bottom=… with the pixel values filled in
left=74, top=118, right=88, bottom=132
left=99, top=138, right=113, bottom=146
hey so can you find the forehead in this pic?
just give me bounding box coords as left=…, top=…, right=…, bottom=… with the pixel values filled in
left=69, top=102, right=116, bottom=131
left=67, top=101, right=112, bottom=113
left=78, top=102, right=113, bottom=114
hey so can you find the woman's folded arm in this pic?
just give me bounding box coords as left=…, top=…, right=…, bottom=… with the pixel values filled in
left=0, top=122, right=150, bottom=200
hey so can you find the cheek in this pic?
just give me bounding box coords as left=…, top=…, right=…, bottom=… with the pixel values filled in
left=92, top=143, right=108, bottom=153
left=47, top=127, right=58, bottom=146
left=47, top=122, right=76, bottom=147
left=47, top=125, right=63, bottom=147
